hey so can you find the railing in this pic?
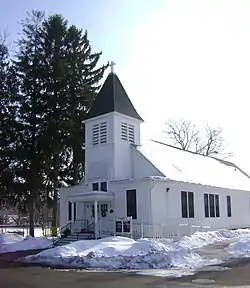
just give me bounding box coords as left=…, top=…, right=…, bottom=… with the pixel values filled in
left=75, top=222, right=95, bottom=240
left=50, top=217, right=250, bottom=243
left=131, top=222, right=211, bottom=240
left=144, top=223, right=211, bottom=239
left=71, top=219, right=89, bottom=233
left=98, top=218, right=115, bottom=237
left=53, top=222, right=72, bottom=244
left=99, top=219, right=212, bottom=240
left=85, top=223, right=95, bottom=239
left=56, top=219, right=212, bottom=242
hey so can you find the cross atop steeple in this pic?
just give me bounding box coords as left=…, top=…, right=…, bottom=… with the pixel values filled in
left=110, top=61, right=116, bottom=73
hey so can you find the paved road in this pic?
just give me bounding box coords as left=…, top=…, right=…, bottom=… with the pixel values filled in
left=168, top=258, right=250, bottom=287
left=0, top=264, right=169, bottom=288
left=1, top=258, right=250, bottom=288
left=1, top=262, right=250, bottom=288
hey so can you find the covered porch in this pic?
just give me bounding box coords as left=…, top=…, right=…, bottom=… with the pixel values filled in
left=68, top=189, right=115, bottom=239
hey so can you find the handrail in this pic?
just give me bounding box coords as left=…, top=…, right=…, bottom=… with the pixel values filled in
left=86, top=222, right=95, bottom=239
left=53, top=222, right=72, bottom=245
left=87, top=222, right=94, bottom=231
left=63, top=222, right=71, bottom=231
left=75, top=222, right=95, bottom=240
left=79, top=221, right=94, bottom=233
left=59, top=222, right=71, bottom=235
left=81, top=222, right=95, bottom=238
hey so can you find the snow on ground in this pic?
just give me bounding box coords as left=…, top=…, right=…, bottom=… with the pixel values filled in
left=1, top=227, right=44, bottom=238
left=0, top=233, right=53, bottom=253
left=178, top=228, right=250, bottom=249
left=24, top=228, right=250, bottom=270
left=0, top=232, right=23, bottom=245
left=228, top=237, right=250, bottom=258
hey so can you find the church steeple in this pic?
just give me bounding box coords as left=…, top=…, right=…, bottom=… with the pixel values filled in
left=84, top=63, right=143, bottom=182
left=85, top=63, right=143, bottom=122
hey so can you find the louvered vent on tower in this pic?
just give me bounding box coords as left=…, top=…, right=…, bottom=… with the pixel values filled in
left=92, top=122, right=107, bottom=145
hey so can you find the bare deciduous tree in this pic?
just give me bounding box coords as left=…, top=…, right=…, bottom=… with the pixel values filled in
left=164, top=119, right=232, bottom=158
left=164, top=120, right=199, bottom=151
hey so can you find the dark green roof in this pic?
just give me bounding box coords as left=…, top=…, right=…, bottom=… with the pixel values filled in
left=85, top=72, right=144, bottom=121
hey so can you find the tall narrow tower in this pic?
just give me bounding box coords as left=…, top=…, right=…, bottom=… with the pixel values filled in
left=84, top=64, right=143, bottom=185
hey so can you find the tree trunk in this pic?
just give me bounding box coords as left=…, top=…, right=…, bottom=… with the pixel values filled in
left=28, top=193, right=35, bottom=237
left=72, top=148, right=78, bottom=185
left=51, top=159, right=59, bottom=236
left=51, top=192, right=58, bottom=236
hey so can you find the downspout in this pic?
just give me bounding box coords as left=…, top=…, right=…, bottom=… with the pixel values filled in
left=131, top=145, right=134, bottom=178
left=148, top=178, right=155, bottom=224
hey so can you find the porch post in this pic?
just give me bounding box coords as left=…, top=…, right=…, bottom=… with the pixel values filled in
left=94, top=200, right=98, bottom=239
left=71, top=202, right=74, bottom=222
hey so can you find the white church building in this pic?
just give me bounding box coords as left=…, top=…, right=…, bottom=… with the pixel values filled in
left=59, top=68, right=250, bottom=239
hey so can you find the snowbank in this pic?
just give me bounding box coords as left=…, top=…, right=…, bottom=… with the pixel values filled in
left=25, top=236, right=206, bottom=269
left=178, top=228, right=250, bottom=249
left=228, top=238, right=250, bottom=258
left=0, top=233, right=53, bottom=253
left=24, top=228, right=250, bottom=269
left=0, top=233, right=24, bottom=245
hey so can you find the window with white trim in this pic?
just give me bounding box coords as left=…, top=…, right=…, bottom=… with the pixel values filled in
left=227, top=195, right=232, bottom=217
left=204, top=193, right=220, bottom=218
left=181, top=191, right=194, bottom=218
left=92, top=122, right=107, bottom=145
left=120, top=122, right=135, bottom=143
left=92, top=182, right=99, bottom=191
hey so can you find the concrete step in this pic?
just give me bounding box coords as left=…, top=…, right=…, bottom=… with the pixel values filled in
left=54, top=233, right=96, bottom=246
left=54, top=239, right=76, bottom=246
left=55, top=241, right=73, bottom=246
left=71, top=233, right=93, bottom=237
left=66, top=234, right=93, bottom=240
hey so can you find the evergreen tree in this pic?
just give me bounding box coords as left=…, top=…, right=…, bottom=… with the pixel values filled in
left=3, top=10, right=108, bottom=234
left=39, top=15, right=108, bottom=231
left=63, top=27, right=108, bottom=185
left=0, top=39, right=19, bottom=207
left=38, top=14, right=70, bottom=232
left=13, top=10, right=46, bottom=236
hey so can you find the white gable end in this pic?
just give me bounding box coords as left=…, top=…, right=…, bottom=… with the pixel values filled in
left=136, top=139, right=250, bottom=191
left=131, top=146, right=164, bottom=178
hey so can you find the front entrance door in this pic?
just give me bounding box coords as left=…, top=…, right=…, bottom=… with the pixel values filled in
left=72, top=202, right=114, bottom=235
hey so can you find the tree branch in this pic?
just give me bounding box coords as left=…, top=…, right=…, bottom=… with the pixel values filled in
left=164, top=119, right=199, bottom=151
left=164, top=119, right=232, bottom=158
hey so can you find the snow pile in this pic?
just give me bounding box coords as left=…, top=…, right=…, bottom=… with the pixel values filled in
left=25, top=236, right=205, bottom=269
left=0, top=233, right=24, bottom=245
left=228, top=238, right=250, bottom=258
left=178, top=228, right=250, bottom=250
left=24, top=228, right=250, bottom=269
left=0, top=233, right=53, bottom=253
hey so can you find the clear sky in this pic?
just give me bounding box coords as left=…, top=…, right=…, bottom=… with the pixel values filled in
left=1, top=0, right=250, bottom=171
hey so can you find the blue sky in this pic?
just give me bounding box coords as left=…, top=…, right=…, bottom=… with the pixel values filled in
left=1, top=0, right=250, bottom=171
left=0, top=0, right=164, bottom=67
